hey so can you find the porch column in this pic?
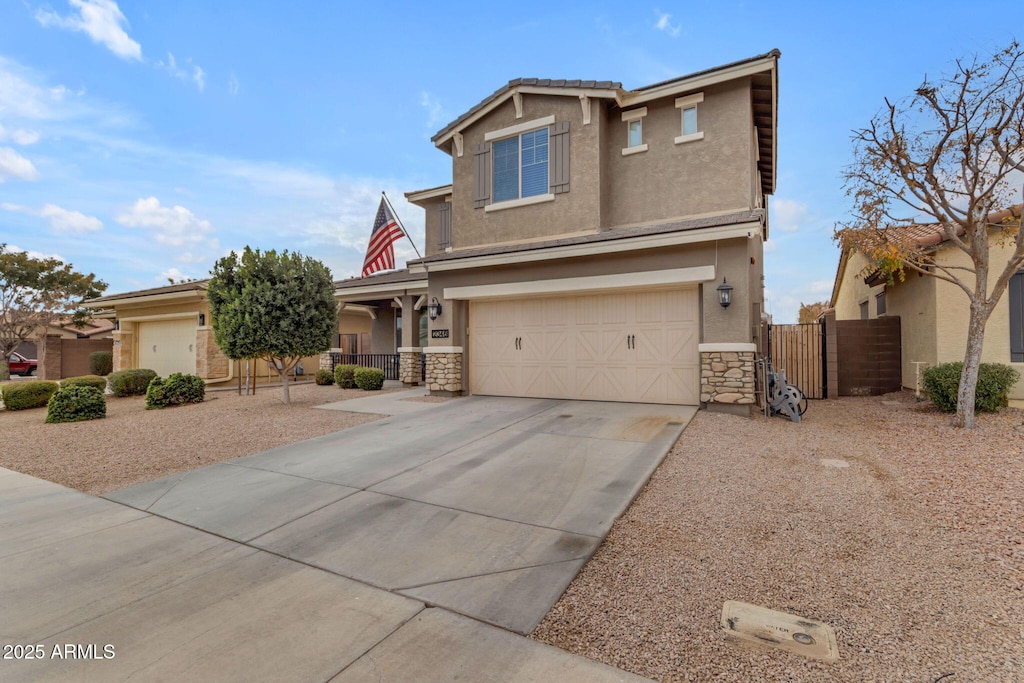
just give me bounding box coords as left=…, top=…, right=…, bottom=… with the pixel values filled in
left=425, top=346, right=463, bottom=396
left=398, top=294, right=421, bottom=385
left=699, top=343, right=756, bottom=417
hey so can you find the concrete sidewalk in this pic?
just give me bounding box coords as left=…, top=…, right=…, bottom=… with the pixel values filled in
left=2, top=395, right=694, bottom=681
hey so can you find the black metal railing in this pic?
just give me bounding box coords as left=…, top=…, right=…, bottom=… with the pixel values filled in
left=329, top=353, right=400, bottom=381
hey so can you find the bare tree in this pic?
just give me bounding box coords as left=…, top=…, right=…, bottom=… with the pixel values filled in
left=798, top=301, right=830, bottom=324
left=835, top=41, right=1024, bottom=428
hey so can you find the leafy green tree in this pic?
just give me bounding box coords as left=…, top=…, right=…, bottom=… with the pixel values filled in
left=208, top=247, right=337, bottom=404
left=835, top=41, right=1024, bottom=428
left=0, top=245, right=106, bottom=380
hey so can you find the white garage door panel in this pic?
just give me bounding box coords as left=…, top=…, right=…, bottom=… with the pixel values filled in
left=469, top=287, right=699, bottom=405
left=137, top=319, right=196, bottom=378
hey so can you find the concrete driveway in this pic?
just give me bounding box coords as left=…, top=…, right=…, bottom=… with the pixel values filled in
left=1, top=394, right=693, bottom=682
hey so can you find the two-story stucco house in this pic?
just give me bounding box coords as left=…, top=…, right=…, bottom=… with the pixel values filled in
left=336, top=49, right=780, bottom=414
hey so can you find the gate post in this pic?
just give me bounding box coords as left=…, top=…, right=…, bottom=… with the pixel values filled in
left=824, top=312, right=838, bottom=400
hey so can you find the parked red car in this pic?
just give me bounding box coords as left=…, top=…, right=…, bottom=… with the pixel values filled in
left=8, top=352, right=37, bottom=376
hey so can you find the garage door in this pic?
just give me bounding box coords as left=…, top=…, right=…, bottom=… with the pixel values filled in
left=137, top=319, right=197, bottom=378
left=469, top=288, right=699, bottom=404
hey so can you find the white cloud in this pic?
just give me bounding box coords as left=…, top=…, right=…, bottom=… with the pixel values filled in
left=0, top=124, right=41, bottom=145
left=192, top=64, right=206, bottom=92
left=228, top=73, right=240, bottom=96
left=771, top=197, right=809, bottom=233
left=0, top=147, right=40, bottom=182
left=2, top=202, right=103, bottom=233
left=763, top=239, right=778, bottom=253
left=419, top=92, right=447, bottom=130
left=1, top=243, right=65, bottom=262
left=654, top=11, right=681, bottom=37
left=36, top=0, right=142, bottom=61
left=158, top=267, right=195, bottom=283
left=156, top=53, right=206, bottom=92
left=116, top=197, right=216, bottom=249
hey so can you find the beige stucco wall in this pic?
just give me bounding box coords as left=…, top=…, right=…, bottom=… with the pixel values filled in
left=419, top=195, right=448, bottom=258
left=338, top=310, right=372, bottom=335
left=450, top=95, right=602, bottom=250
left=426, top=237, right=757, bottom=354
left=832, top=250, right=885, bottom=320
left=834, top=243, right=1022, bottom=400
left=932, top=240, right=1024, bottom=400
left=601, top=80, right=755, bottom=228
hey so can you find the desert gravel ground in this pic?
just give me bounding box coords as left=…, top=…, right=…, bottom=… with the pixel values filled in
left=0, top=382, right=400, bottom=495
left=533, top=391, right=1024, bottom=682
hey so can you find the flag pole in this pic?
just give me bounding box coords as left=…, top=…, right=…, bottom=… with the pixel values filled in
left=381, top=191, right=423, bottom=261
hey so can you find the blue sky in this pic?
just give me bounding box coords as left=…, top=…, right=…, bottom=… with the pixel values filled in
left=0, top=1, right=1021, bottom=323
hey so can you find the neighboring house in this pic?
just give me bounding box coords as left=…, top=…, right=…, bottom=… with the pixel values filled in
left=10, top=316, right=114, bottom=359
left=381, top=50, right=780, bottom=412
left=81, top=280, right=345, bottom=383
left=831, top=205, right=1024, bottom=404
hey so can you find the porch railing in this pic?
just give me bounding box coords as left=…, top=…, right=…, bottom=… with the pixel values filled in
left=327, top=352, right=426, bottom=383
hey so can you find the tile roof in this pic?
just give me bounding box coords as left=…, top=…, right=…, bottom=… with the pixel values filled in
left=333, top=269, right=427, bottom=290
left=432, top=78, right=622, bottom=143
left=878, top=205, right=1022, bottom=250
left=85, top=280, right=209, bottom=304
left=412, top=209, right=764, bottom=264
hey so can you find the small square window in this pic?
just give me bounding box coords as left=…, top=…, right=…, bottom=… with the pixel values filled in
left=682, top=106, right=697, bottom=136
left=627, top=119, right=642, bottom=147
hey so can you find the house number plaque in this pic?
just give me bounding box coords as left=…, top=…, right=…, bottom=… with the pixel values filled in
left=431, top=329, right=450, bottom=339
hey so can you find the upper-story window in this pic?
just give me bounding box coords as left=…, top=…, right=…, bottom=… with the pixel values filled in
left=1010, top=270, right=1023, bottom=362
left=621, top=107, right=648, bottom=156
left=675, top=92, right=704, bottom=144
left=493, top=127, right=549, bottom=202
left=475, top=115, right=568, bottom=211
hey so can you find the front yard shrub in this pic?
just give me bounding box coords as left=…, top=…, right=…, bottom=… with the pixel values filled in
left=108, top=369, right=157, bottom=397
left=1, top=380, right=59, bottom=411
left=353, top=366, right=385, bottom=391
left=315, top=368, right=335, bottom=385
left=334, top=364, right=358, bottom=389
left=89, top=351, right=113, bottom=376
left=46, top=385, right=106, bottom=423
left=61, top=375, right=108, bottom=391
left=923, top=361, right=1021, bottom=413
left=145, top=373, right=206, bottom=410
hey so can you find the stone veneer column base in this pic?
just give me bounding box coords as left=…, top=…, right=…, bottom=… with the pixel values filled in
left=195, top=328, right=229, bottom=380
left=112, top=328, right=133, bottom=373
left=424, top=346, right=463, bottom=394
left=699, top=343, right=757, bottom=416
left=319, top=350, right=340, bottom=372
left=398, top=347, right=422, bottom=385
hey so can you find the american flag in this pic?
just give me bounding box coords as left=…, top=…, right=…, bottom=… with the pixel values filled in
left=362, top=197, right=405, bottom=277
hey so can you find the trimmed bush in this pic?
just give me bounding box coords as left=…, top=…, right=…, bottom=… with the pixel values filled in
left=923, top=361, right=1021, bottom=413
left=334, top=364, right=358, bottom=389
left=146, top=373, right=206, bottom=410
left=89, top=351, right=113, bottom=376
left=1, top=380, right=59, bottom=411
left=315, top=368, right=335, bottom=386
left=354, top=366, right=385, bottom=391
left=108, top=369, right=158, bottom=397
left=61, top=375, right=108, bottom=391
left=46, top=385, right=106, bottom=423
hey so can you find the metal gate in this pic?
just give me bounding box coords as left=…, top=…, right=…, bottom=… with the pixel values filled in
left=768, top=322, right=826, bottom=399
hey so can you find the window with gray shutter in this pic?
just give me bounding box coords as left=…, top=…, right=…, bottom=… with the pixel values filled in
left=1010, top=271, right=1024, bottom=362
left=438, top=201, right=451, bottom=249
left=549, top=121, right=569, bottom=194
left=473, top=143, right=491, bottom=208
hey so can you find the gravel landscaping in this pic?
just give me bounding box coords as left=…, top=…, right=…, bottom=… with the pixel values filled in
left=533, top=391, right=1024, bottom=682
left=0, top=383, right=400, bottom=495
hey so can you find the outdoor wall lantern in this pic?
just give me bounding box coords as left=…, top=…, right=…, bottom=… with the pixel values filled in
left=197, top=313, right=206, bottom=326
left=716, top=277, right=733, bottom=309
left=427, top=297, right=443, bottom=321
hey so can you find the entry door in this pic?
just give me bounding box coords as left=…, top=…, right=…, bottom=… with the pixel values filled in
left=469, top=287, right=699, bottom=404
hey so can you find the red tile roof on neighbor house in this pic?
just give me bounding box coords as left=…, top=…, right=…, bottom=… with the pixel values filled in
left=882, top=204, right=1022, bottom=250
